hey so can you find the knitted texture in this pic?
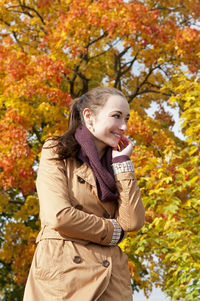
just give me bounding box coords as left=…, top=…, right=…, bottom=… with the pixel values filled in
left=109, top=219, right=122, bottom=245
left=75, top=126, right=119, bottom=202
left=112, top=161, right=135, bottom=175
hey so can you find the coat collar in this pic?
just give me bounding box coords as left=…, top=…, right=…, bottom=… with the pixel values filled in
left=73, top=161, right=96, bottom=187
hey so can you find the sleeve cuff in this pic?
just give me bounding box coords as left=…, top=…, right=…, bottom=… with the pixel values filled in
left=109, top=219, right=122, bottom=245
left=112, top=160, right=135, bottom=175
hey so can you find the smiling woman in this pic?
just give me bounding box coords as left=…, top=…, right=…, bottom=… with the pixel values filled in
left=23, top=86, right=145, bottom=301
left=82, top=94, right=131, bottom=158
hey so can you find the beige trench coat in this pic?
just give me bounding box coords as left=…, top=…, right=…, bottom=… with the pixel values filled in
left=23, top=141, right=145, bottom=301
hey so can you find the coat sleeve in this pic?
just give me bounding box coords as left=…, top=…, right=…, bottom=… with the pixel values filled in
left=36, top=141, right=114, bottom=245
left=113, top=162, right=145, bottom=232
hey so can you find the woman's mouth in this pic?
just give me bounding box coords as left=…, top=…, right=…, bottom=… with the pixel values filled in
left=111, top=132, right=121, bottom=139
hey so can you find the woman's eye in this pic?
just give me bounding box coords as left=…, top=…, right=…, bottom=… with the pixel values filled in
left=113, top=114, right=120, bottom=119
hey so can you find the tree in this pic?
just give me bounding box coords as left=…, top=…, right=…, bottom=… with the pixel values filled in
left=0, top=0, right=199, bottom=299
left=121, top=72, right=200, bottom=300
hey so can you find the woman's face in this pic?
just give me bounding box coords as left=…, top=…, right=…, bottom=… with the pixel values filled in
left=84, top=95, right=130, bottom=157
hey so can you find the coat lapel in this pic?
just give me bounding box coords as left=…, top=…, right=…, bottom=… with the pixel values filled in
left=74, top=162, right=96, bottom=187
left=66, top=159, right=117, bottom=218
left=74, top=162, right=117, bottom=218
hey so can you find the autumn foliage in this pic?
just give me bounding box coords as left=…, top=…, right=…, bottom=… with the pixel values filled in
left=0, top=0, right=199, bottom=300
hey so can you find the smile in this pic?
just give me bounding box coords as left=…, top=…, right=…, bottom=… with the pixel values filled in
left=112, top=132, right=121, bottom=138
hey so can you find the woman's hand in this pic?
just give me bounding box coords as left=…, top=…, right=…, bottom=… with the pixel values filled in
left=112, top=136, right=133, bottom=159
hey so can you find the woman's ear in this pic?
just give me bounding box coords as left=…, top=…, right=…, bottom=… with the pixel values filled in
left=82, top=108, right=94, bottom=129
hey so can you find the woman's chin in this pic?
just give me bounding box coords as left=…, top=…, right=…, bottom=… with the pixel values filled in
left=108, top=141, right=119, bottom=148
left=97, top=138, right=119, bottom=149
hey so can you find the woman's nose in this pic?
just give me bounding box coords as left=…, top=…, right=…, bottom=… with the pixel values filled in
left=119, top=120, right=127, bottom=132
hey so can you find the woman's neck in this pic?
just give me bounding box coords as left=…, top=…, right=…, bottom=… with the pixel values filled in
left=92, top=137, right=107, bottom=160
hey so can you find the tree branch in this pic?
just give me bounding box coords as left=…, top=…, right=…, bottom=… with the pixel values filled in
left=121, top=53, right=138, bottom=76
left=7, top=4, right=45, bottom=25
left=113, top=48, right=137, bottom=90
left=0, top=18, right=24, bottom=50
left=128, top=64, right=163, bottom=102
left=12, top=31, right=24, bottom=50
left=85, top=31, right=108, bottom=49
left=32, top=125, right=43, bottom=145
left=76, top=71, right=89, bottom=95
left=9, top=200, right=24, bottom=205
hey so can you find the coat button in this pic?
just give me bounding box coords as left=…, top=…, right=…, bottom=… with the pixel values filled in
left=77, top=176, right=85, bottom=184
left=75, top=204, right=83, bottom=210
left=102, top=260, right=110, bottom=268
left=103, top=212, right=110, bottom=219
left=73, top=256, right=82, bottom=264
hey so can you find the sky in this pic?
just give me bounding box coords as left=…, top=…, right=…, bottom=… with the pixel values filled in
left=146, top=101, right=185, bottom=141
left=134, top=287, right=171, bottom=301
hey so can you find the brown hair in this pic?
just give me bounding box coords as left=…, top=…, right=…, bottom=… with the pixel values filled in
left=49, top=86, right=125, bottom=160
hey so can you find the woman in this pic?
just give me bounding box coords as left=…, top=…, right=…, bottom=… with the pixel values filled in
left=23, top=86, right=145, bottom=301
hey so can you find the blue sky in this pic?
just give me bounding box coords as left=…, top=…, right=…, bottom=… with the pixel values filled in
left=134, top=287, right=171, bottom=301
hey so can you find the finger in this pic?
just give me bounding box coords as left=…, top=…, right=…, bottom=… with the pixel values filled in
left=122, top=136, right=131, bottom=144
left=118, top=140, right=125, bottom=150
left=119, top=136, right=130, bottom=149
left=120, top=140, right=133, bottom=156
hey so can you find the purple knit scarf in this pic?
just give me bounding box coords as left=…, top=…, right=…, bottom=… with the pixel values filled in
left=75, top=126, right=119, bottom=202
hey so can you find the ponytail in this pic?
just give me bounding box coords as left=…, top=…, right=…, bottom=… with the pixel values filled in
left=47, top=98, right=82, bottom=160
left=68, top=98, right=82, bottom=131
